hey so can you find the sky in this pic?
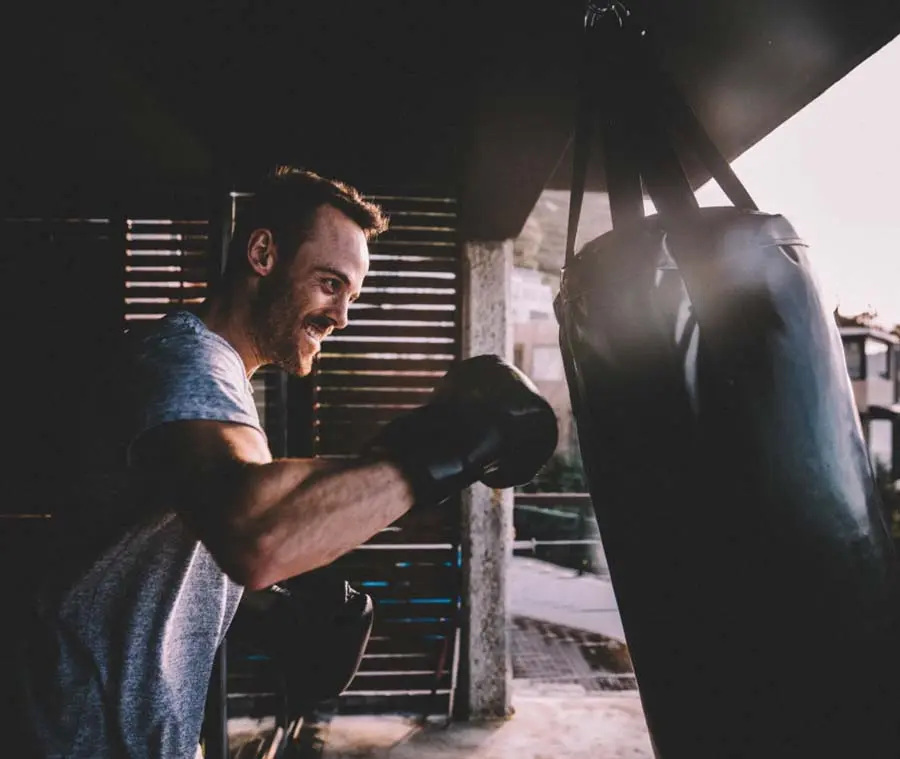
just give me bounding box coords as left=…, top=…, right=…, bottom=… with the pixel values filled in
left=691, top=35, right=900, bottom=328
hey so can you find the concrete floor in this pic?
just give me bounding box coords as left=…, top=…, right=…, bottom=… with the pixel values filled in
left=231, top=685, right=655, bottom=758
left=322, top=690, right=654, bottom=758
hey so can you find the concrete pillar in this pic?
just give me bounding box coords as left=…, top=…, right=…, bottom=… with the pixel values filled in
left=458, top=240, right=515, bottom=720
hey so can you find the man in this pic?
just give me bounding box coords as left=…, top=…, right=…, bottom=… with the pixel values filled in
left=11, top=167, right=557, bottom=758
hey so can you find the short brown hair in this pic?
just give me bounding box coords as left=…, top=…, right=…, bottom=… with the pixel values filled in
left=226, top=166, right=388, bottom=274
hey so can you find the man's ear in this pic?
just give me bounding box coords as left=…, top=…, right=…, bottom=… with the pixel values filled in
left=247, top=229, right=277, bottom=276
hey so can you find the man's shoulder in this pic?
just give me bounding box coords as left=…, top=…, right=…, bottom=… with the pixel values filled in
left=124, top=311, right=259, bottom=433
left=127, top=311, right=211, bottom=349
left=127, top=311, right=241, bottom=371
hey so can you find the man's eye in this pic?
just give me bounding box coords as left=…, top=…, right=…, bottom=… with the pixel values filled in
left=322, top=278, right=341, bottom=293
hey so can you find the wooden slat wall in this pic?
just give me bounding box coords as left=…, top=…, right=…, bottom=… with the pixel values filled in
left=314, top=195, right=460, bottom=455
left=2, top=195, right=465, bottom=722
left=124, top=218, right=213, bottom=324
left=318, top=195, right=463, bottom=717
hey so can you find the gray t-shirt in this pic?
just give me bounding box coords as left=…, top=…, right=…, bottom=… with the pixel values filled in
left=18, top=311, right=262, bottom=758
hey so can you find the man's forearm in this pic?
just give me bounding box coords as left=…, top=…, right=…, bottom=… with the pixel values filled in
left=229, top=456, right=414, bottom=589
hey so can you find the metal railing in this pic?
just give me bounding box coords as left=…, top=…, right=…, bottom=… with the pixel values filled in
left=513, top=492, right=607, bottom=575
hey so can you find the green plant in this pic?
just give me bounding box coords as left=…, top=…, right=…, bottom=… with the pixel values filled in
left=873, top=460, right=900, bottom=537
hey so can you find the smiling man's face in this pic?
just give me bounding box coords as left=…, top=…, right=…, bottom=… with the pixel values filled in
left=252, top=204, right=370, bottom=376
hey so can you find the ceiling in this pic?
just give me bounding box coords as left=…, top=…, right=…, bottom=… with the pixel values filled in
left=3, top=0, right=898, bottom=238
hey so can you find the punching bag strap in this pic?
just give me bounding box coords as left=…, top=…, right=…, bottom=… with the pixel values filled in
left=565, top=2, right=647, bottom=267
left=614, top=7, right=758, bottom=218
left=564, top=5, right=601, bottom=268
left=564, top=0, right=758, bottom=260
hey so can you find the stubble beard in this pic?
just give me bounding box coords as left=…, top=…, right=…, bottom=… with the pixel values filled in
left=249, top=273, right=312, bottom=377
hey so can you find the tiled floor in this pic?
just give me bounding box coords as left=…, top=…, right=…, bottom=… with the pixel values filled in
left=509, top=615, right=636, bottom=692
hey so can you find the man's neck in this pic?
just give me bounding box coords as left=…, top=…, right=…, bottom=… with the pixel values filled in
left=196, top=288, right=264, bottom=378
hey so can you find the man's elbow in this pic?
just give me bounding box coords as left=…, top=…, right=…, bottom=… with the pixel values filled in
left=210, top=535, right=286, bottom=591
left=210, top=530, right=321, bottom=591
left=220, top=553, right=273, bottom=592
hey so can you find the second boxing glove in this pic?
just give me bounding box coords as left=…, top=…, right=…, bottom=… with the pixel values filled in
left=368, top=354, right=558, bottom=507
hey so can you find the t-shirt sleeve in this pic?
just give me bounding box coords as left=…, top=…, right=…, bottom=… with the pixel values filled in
left=129, top=331, right=263, bottom=445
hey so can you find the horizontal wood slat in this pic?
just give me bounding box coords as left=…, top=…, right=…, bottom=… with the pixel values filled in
left=317, top=356, right=454, bottom=372
left=368, top=248, right=456, bottom=262
left=369, top=240, right=455, bottom=250
left=124, top=237, right=208, bottom=251
left=315, top=422, right=390, bottom=452
left=368, top=256, right=457, bottom=272
left=316, top=371, right=446, bottom=389
left=356, top=290, right=457, bottom=306
left=126, top=221, right=208, bottom=233
left=124, top=268, right=210, bottom=282
left=356, top=653, right=435, bottom=672
left=357, top=530, right=458, bottom=548
left=368, top=618, right=456, bottom=638
left=346, top=672, right=452, bottom=693
left=332, top=550, right=458, bottom=571
left=370, top=600, right=457, bottom=621
left=347, top=305, right=457, bottom=322
left=371, top=230, right=456, bottom=245
left=124, top=252, right=208, bottom=265
left=362, top=274, right=456, bottom=290
left=322, top=340, right=455, bottom=356
left=317, top=406, right=418, bottom=424
left=124, top=284, right=208, bottom=297
left=338, top=565, right=459, bottom=584
left=380, top=504, right=460, bottom=534
left=363, top=636, right=450, bottom=657
left=338, top=323, right=455, bottom=339
left=358, top=581, right=460, bottom=600
left=319, top=388, right=431, bottom=406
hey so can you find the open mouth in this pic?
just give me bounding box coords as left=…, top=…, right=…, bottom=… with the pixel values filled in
left=304, top=324, right=328, bottom=348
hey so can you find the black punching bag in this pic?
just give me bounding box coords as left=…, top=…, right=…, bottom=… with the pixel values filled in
left=556, top=6, right=900, bottom=758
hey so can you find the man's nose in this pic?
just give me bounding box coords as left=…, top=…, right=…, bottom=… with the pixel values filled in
left=329, top=295, right=350, bottom=330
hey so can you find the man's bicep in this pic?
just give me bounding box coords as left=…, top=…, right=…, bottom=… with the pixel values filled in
left=130, top=420, right=272, bottom=518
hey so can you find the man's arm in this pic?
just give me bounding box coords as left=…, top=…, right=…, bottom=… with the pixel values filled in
left=131, top=420, right=414, bottom=590
left=132, top=354, right=557, bottom=592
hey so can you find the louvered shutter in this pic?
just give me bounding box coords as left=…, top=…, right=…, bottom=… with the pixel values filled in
left=314, top=195, right=460, bottom=453
left=316, top=196, right=463, bottom=717
left=124, top=217, right=213, bottom=324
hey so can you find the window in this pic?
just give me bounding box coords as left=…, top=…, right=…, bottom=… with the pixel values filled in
left=531, top=345, right=565, bottom=381
left=866, top=338, right=891, bottom=380
left=868, top=418, right=894, bottom=474
left=844, top=339, right=863, bottom=380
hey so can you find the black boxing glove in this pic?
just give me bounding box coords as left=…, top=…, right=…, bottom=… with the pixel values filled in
left=230, top=571, right=375, bottom=720
left=367, top=354, right=558, bottom=507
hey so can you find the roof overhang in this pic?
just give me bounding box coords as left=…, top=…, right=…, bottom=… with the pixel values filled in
left=3, top=1, right=899, bottom=238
